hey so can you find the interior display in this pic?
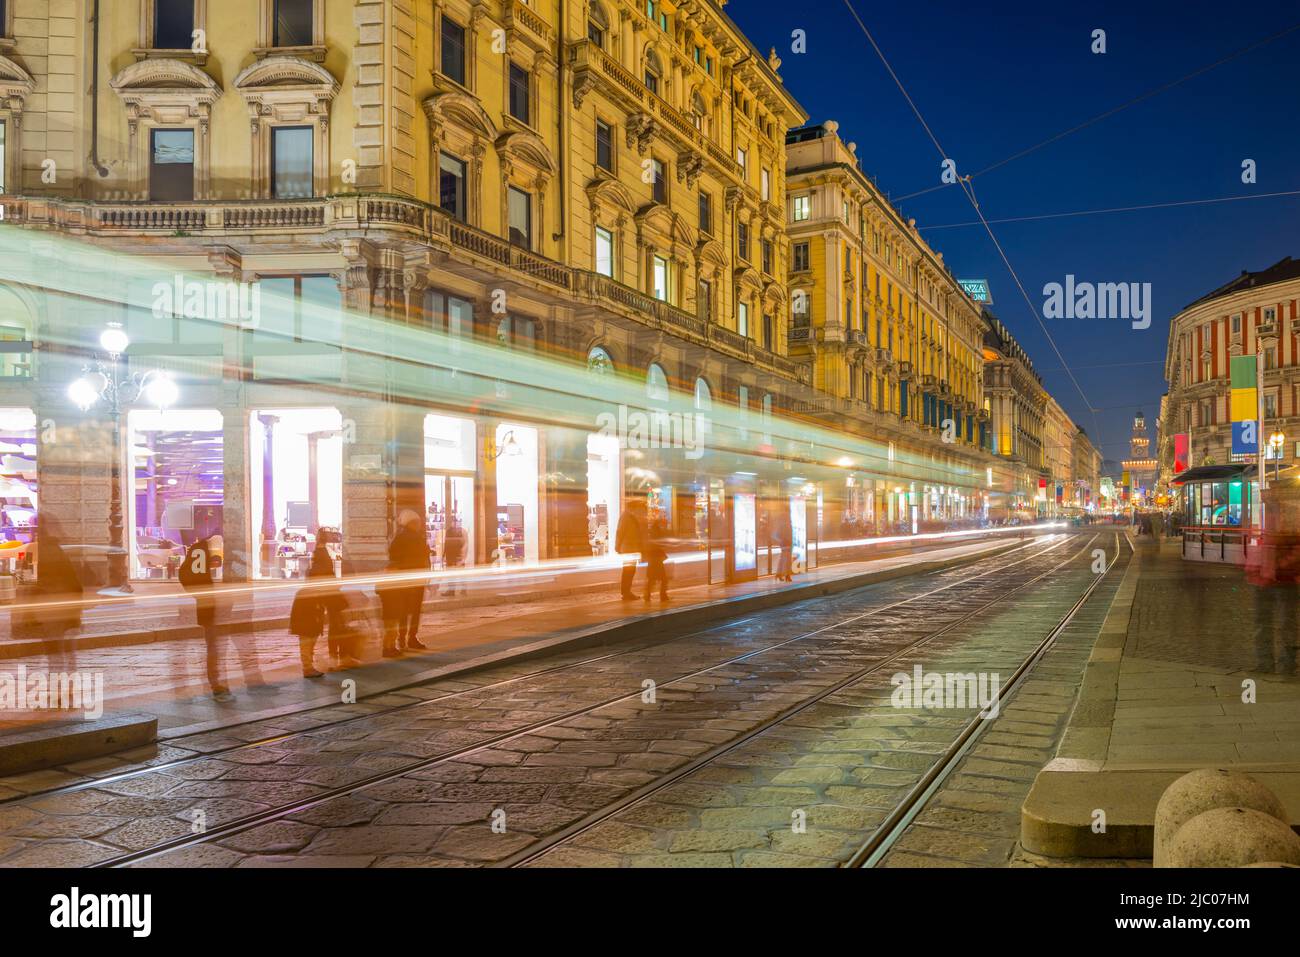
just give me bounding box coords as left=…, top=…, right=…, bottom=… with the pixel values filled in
left=129, top=409, right=223, bottom=579
left=790, top=494, right=807, bottom=572
left=586, top=433, right=620, bottom=556
left=424, top=414, right=476, bottom=568
left=250, top=408, right=344, bottom=579
left=495, top=423, right=538, bottom=563
left=0, top=408, right=36, bottom=581
left=733, top=491, right=757, bottom=573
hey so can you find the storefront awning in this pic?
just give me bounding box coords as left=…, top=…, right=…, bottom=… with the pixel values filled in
left=1171, top=464, right=1256, bottom=485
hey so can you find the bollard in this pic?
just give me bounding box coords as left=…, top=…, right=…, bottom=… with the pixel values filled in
left=1153, top=768, right=1289, bottom=867
left=1164, top=807, right=1300, bottom=868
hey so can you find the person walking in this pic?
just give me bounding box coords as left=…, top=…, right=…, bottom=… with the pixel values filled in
left=380, top=510, right=431, bottom=657
left=180, top=534, right=266, bottom=701
left=643, top=515, right=670, bottom=602
left=614, top=501, right=644, bottom=600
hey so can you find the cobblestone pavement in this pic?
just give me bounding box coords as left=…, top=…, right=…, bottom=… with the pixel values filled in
left=0, top=532, right=1116, bottom=868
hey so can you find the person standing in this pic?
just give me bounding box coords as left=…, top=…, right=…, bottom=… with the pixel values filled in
left=773, top=516, right=793, bottom=582
left=442, top=518, right=468, bottom=597
left=643, top=515, right=670, bottom=602
left=381, top=510, right=431, bottom=657
left=614, top=501, right=644, bottom=600
left=31, top=524, right=83, bottom=687
left=289, top=542, right=344, bottom=678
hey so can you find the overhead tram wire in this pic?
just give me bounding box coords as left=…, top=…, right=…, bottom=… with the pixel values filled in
left=892, top=19, right=1300, bottom=203
left=919, top=189, right=1300, bottom=231
left=838, top=0, right=1104, bottom=450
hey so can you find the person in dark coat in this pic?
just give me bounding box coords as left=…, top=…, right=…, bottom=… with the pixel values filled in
left=380, top=510, right=431, bottom=657
left=614, top=501, right=645, bottom=600
left=289, top=543, right=347, bottom=677
left=31, top=525, right=83, bottom=681
left=181, top=534, right=265, bottom=701
left=441, top=519, right=468, bottom=596
left=643, top=516, right=670, bottom=602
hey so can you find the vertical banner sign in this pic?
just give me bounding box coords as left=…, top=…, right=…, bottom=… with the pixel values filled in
left=1037, top=477, right=1047, bottom=502
left=1121, top=469, right=1131, bottom=502
left=1174, top=433, right=1189, bottom=473
left=1230, top=356, right=1258, bottom=455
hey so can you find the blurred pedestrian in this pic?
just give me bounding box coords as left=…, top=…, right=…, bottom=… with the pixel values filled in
left=442, top=518, right=468, bottom=597
left=31, top=523, right=83, bottom=684
left=644, top=516, right=670, bottom=602
left=180, top=534, right=265, bottom=701
left=380, top=510, right=430, bottom=657
left=289, top=542, right=346, bottom=678
left=773, top=517, right=793, bottom=582
left=615, top=501, right=644, bottom=600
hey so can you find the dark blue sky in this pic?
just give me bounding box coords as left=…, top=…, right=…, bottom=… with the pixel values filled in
left=728, top=0, right=1300, bottom=466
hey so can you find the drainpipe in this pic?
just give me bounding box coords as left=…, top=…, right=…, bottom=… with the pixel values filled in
left=90, top=0, right=110, bottom=177
left=552, top=0, right=566, bottom=249
left=728, top=51, right=751, bottom=294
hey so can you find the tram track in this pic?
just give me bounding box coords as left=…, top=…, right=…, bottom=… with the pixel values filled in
left=82, top=532, right=1085, bottom=868
left=0, top=534, right=1053, bottom=811
left=846, top=531, right=1135, bottom=868
left=502, top=532, right=1113, bottom=868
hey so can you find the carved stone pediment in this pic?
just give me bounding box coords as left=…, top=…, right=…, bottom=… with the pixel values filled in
left=109, top=58, right=220, bottom=126
left=423, top=88, right=498, bottom=142
left=496, top=124, right=556, bottom=179
left=585, top=175, right=637, bottom=217
left=0, top=55, right=35, bottom=110
left=233, top=56, right=338, bottom=121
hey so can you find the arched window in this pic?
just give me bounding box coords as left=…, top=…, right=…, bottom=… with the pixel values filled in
left=694, top=377, right=712, bottom=412
left=587, top=2, right=609, bottom=47
left=691, top=91, right=708, bottom=134
left=587, top=346, right=613, bottom=375
left=644, top=49, right=662, bottom=96
left=647, top=363, right=669, bottom=403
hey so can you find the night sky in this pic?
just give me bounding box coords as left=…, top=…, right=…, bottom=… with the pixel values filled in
left=726, top=0, right=1300, bottom=468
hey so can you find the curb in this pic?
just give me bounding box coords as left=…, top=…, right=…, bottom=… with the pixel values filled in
left=1020, top=536, right=1300, bottom=858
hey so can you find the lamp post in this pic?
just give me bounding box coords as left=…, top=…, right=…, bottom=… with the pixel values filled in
left=1269, top=431, right=1286, bottom=484
left=68, top=322, right=179, bottom=593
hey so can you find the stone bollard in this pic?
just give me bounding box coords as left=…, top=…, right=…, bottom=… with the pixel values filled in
left=1164, top=807, right=1300, bottom=868
left=1153, top=768, right=1289, bottom=867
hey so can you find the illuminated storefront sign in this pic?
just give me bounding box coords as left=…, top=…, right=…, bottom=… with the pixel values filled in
left=958, top=278, right=992, bottom=303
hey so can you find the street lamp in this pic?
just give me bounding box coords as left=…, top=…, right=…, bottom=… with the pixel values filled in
left=1269, top=430, right=1286, bottom=484
left=67, top=322, right=180, bottom=593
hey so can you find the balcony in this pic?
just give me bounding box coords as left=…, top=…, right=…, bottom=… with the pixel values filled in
left=504, top=0, right=553, bottom=50
left=567, top=40, right=739, bottom=181
left=0, top=192, right=810, bottom=387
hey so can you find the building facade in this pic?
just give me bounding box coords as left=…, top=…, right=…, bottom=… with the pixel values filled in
left=0, top=2, right=1082, bottom=590
left=1162, top=256, right=1300, bottom=478
left=981, top=311, right=1047, bottom=519
left=783, top=120, right=996, bottom=531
